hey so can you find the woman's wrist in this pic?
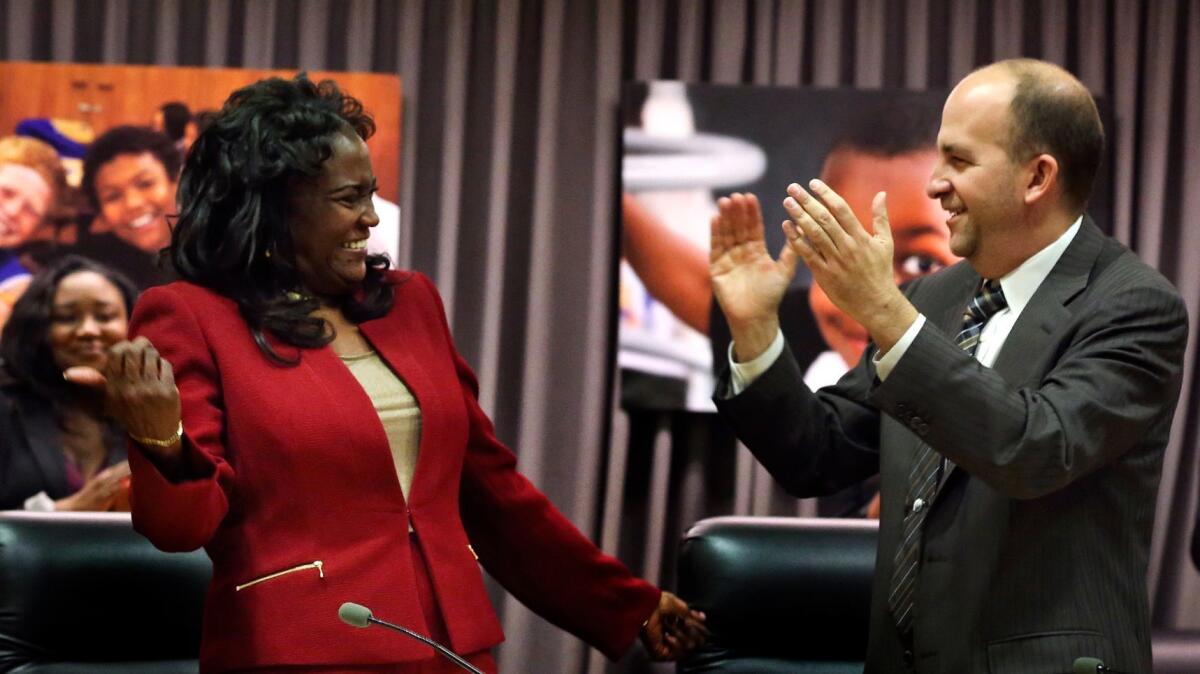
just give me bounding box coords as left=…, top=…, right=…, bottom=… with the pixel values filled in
left=129, top=420, right=183, bottom=448
left=134, top=434, right=196, bottom=483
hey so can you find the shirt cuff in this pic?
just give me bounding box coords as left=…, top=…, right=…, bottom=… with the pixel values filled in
left=872, top=314, right=926, bottom=381
left=23, top=491, right=57, bottom=511
left=729, top=329, right=785, bottom=395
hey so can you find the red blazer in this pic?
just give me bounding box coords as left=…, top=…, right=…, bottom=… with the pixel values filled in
left=127, top=272, right=660, bottom=672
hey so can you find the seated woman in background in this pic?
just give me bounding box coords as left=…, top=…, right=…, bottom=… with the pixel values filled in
left=0, top=255, right=134, bottom=511
left=75, top=126, right=180, bottom=289
left=72, top=75, right=705, bottom=672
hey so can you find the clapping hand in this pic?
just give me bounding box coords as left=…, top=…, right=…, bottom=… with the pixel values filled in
left=639, top=591, right=709, bottom=661
left=782, top=181, right=916, bottom=353
left=710, top=192, right=800, bottom=361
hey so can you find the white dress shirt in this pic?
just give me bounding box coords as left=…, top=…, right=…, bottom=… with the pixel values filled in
left=804, top=350, right=850, bottom=390
left=729, top=217, right=1082, bottom=393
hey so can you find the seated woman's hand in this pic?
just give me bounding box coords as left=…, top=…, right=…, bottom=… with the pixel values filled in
left=64, top=336, right=183, bottom=458
left=56, top=461, right=131, bottom=511
left=638, top=590, right=709, bottom=661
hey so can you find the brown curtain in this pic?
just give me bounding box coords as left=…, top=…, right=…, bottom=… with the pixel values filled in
left=3, top=1, right=1196, bottom=672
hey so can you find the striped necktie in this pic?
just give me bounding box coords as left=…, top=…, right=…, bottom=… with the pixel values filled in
left=887, top=278, right=1007, bottom=636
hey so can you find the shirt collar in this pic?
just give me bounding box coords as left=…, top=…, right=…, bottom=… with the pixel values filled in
left=996, top=216, right=1083, bottom=316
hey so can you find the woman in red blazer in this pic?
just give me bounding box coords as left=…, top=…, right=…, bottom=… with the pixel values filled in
left=68, top=75, right=705, bottom=673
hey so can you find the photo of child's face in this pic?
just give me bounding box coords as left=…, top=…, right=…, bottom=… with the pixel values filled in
left=94, top=152, right=177, bottom=252
left=809, top=148, right=958, bottom=366
left=0, top=163, right=51, bottom=249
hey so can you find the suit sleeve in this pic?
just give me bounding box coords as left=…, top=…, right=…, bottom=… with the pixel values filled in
left=872, top=277, right=1189, bottom=499
left=412, top=276, right=660, bottom=660
left=127, top=285, right=234, bottom=551
left=713, top=337, right=884, bottom=498
left=709, top=285, right=825, bottom=380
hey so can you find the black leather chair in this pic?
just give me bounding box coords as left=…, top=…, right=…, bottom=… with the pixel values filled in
left=677, top=516, right=878, bottom=673
left=0, top=511, right=210, bottom=673
left=677, top=516, right=1200, bottom=674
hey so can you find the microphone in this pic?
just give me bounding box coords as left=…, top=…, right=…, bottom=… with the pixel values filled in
left=338, top=602, right=485, bottom=674
left=1073, top=657, right=1135, bottom=674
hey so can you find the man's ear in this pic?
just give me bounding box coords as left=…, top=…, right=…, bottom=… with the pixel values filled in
left=1023, top=153, right=1059, bottom=206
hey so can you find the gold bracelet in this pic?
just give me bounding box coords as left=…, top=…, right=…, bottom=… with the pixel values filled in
left=130, top=421, right=183, bottom=447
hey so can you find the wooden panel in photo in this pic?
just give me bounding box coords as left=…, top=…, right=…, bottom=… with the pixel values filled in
left=0, top=61, right=402, bottom=202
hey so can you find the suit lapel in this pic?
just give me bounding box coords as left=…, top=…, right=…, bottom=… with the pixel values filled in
left=935, top=219, right=1103, bottom=495
left=13, top=390, right=70, bottom=496
left=988, top=219, right=1101, bottom=383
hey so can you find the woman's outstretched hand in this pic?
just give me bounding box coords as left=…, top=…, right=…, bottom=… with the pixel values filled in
left=64, top=336, right=183, bottom=458
left=639, top=590, right=709, bottom=661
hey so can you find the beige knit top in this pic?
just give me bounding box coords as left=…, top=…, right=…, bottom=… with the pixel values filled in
left=339, top=351, right=422, bottom=508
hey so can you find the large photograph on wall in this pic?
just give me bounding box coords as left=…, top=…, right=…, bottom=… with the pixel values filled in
left=0, top=61, right=401, bottom=329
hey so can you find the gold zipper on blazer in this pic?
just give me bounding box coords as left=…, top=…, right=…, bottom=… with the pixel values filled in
left=235, top=560, right=325, bottom=592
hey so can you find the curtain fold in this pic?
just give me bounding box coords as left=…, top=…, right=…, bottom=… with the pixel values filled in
left=3, top=1, right=1197, bottom=672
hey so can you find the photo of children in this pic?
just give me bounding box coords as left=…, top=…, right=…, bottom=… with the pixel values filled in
left=0, top=62, right=402, bottom=333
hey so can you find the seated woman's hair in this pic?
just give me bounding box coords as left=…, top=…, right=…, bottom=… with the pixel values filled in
left=0, top=255, right=136, bottom=398
left=81, top=126, right=182, bottom=212
left=169, top=74, right=392, bottom=364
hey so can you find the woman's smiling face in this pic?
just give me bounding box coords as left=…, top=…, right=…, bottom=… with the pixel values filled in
left=47, top=270, right=129, bottom=373
left=287, top=131, right=380, bottom=297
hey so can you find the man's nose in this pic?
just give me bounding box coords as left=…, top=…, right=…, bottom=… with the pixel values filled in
left=926, top=175, right=949, bottom=199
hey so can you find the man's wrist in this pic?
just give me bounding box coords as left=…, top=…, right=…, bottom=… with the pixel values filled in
left=729, top=316, right=781, bottom=363
left=862, top=292, right=918, bottom=355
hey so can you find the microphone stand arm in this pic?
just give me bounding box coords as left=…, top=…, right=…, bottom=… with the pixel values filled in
left=366, top=616, right=486, bottom=674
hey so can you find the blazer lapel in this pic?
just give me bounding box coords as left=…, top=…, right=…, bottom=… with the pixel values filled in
left=13, top=390, right=70, bottom=497
left=359, top=313, right=438, bottom=508
left=297, top=329, right=415, bottom=511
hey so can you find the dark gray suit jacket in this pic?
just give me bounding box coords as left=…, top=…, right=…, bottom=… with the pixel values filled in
left=715, top=220, right=1188, bottom=674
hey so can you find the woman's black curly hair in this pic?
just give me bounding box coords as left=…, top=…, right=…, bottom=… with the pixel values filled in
left=0, top=255, right=138, bottom=400
left=169, top=74, right=394, bottom=364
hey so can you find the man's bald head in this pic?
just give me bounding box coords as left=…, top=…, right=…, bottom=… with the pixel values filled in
left=971, top=59, right=1104, bottom=211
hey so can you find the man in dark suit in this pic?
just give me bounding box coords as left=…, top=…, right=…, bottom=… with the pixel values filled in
left=709, top=59, right=1187, bottom=673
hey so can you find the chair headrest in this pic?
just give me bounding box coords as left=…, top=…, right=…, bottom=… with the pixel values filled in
left=677, top=516, right=878, bottom=662
left=0, top=512, right=211, bottom=668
